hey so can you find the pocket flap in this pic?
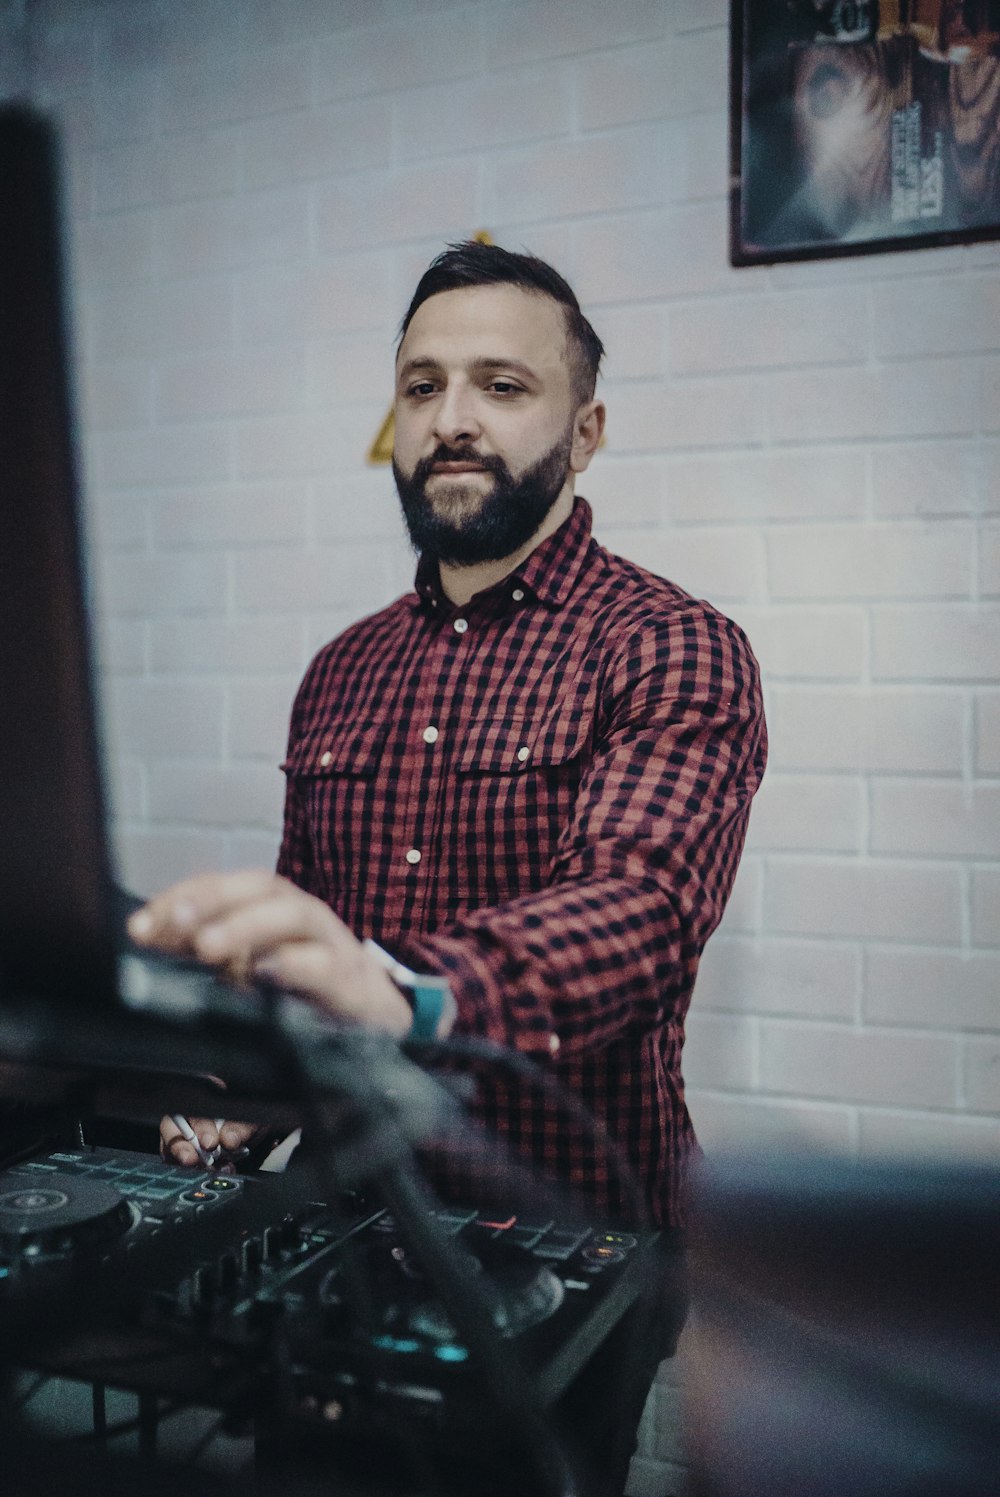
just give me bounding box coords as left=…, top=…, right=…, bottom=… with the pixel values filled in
left=455, top=714, right=589, bottom=774
left=282, top=718, right=389, bottom=778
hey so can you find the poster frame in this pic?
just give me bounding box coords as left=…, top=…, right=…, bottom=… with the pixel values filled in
left=729, top=0, right=1000, bottom=267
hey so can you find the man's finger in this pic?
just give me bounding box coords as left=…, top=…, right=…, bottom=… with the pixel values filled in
left=128, top=870, right=280, bottom=953
left=159, top=1114, right=222, bottom=1167
left=218, top=1121, right=258, bottom=1153
left=191, top=884, right=346, bottom=977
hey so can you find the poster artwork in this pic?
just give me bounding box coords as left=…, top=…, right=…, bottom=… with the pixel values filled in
left=730, top=1, right=1000, bottom=264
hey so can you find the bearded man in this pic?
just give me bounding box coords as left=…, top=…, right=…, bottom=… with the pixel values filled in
left=131, top=241, right=766, bottom=1496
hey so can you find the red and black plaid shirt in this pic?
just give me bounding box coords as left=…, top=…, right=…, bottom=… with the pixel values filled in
left=278, top=498, right=765, bottom=1226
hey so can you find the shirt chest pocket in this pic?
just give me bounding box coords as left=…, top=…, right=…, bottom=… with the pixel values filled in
left=449, top=711, right=592, bottom=904
left=283, top=718, right=390, bottom=779
left=454, top=713, right=590, bottom=777
left=283, top=718, right=391, bottom=896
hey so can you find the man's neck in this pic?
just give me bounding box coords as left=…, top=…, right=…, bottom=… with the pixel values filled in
left=436, top=488, right=575, bottom=607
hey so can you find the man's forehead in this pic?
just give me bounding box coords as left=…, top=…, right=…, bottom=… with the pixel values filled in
left=396, top=282, right=569, bottom=368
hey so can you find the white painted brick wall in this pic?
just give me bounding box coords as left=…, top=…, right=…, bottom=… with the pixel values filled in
left=8, top=2, right=1000, bottom=1491
left=865, top=949, right=1000, bottom=1028
left=977, top=692, right=1000, bottom=773
left=873, top=605, right=1000, bottom=679
left=972, top=869, right=1000, bottom=943
left=767, top=686, right=966, bottom=772
left=666, top=448, right=868, bottom=523
left=757, top=1021, right=959, bottom=1109
left=870, top=439, right=987, bottom=517
left=767, top=522, right=976, bottom=601
left=696, top=933, right=860, bottom=1020
left=765, top=859, right=965, bottom=943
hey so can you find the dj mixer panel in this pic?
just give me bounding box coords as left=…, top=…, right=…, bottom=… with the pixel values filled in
left=0, top=1147, right=659, bottom=1445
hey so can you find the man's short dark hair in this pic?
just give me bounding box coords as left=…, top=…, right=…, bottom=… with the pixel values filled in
left=398, top=241, right=605, bottom=405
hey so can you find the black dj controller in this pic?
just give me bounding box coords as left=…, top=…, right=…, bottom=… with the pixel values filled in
left=0, top=1147, right=661, bottom=1446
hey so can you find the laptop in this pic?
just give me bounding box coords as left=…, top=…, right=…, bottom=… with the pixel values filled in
left=0, top=105, right=280, bottom=1119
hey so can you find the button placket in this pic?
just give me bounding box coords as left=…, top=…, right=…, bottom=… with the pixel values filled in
left=400, top=602, right=471, bottom=919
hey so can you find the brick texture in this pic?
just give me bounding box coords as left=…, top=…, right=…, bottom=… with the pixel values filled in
left=10, top=5, right=1000, bottom=1491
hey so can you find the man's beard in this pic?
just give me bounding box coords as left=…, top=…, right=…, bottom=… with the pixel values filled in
left=392, top=428, right=574, bottom=567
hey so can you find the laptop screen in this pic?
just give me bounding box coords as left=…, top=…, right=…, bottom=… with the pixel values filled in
left=0, top=104, right=119, bottom=1014
left=0, top=109, right=285, bottom=1116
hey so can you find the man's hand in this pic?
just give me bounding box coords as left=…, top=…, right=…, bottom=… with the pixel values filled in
left=135, top=870, right=418, bottom=1170
left=128, top=869, right=413, bottom=1035
left=159, top=1115, right=257, bottom=1168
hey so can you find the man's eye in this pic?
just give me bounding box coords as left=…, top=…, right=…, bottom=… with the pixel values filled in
left=488, top=380, right=522, bottom=396
left=407, top=381, right=437, bottom=398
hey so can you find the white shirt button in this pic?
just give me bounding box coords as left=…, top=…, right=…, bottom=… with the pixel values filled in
left=511, top=588, right=525, bottom=602
left=453, top=617, right=469, bottom=634
left=549, top=1033, right=561, bottom=1057
left=517, top=745, right=530, bottom=762
left=405, top=848, right=422, bottom=865
left=320, top=751, right=333, bottom=768
left=422, top=726, right=439, bottom=745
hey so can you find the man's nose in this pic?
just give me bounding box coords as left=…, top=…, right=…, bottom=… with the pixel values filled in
left=433, top=386, right=482, bottom=447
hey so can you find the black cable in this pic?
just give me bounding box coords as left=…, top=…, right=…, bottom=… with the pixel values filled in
left=139, top=1392, right=157, bottom=1461
left=183, top=1411, right=228, bottom=1468
left=264, top=999, right=582, bottom=1497
left=401, top=1031, right=670, bottom=1486
left=10, top=1371, right=50, bottom=1410
left=257, top=995, right=455, bottom=1497
left=256, top=987, right=381, bottom=1335
left=66, top=1398, right=189, bottom=1443
left=376, top=1158, right=583, bottom=1497
left=404, top=1031, right=650, bottom=1225
left=92, top=1381, right=106, bottom=1440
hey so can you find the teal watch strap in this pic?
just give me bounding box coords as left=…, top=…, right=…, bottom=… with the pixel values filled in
left=404, top=973, right=454, bottom=1041
left=364, top=939, right=455, bottom=1041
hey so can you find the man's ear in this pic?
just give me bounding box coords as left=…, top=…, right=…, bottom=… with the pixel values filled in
left=569, top=399, right=606, bottom=474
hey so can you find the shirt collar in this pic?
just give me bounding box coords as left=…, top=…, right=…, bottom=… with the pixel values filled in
left=412, top=496, right=595, bottom=612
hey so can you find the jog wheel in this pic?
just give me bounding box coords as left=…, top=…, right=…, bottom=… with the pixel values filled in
left=0, top=1173, right=134, bottom=1261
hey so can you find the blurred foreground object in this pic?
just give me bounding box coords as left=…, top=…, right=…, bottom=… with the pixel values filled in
left=686, top=1150, right=1000, bottom=1496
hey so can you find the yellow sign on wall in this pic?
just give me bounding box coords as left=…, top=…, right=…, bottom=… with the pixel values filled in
left=366, top=408, right=395, bottom=466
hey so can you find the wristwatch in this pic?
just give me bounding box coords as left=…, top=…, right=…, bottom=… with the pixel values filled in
left=363, top=939, right=456, bottom=1041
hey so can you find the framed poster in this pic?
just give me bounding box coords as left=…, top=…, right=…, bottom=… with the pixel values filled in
left=729, top=1, right=1000, bottom=265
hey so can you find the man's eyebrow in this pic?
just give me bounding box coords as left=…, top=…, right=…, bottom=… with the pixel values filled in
left=396, top=356, right=440, bottom=377
left=468, top=357, right=539, bottom=381
left=396, top=354, right=540, bottom=381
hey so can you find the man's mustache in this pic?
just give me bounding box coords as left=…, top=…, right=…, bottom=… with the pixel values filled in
left=411, top=445, right=511, bottom=485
